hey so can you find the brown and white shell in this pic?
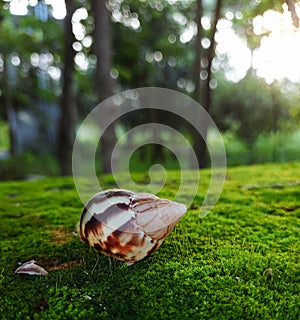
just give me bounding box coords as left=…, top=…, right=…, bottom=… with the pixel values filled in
left=79, top=189, right=186, bottom=265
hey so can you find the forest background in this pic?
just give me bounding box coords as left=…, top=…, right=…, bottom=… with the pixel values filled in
left=0, top=0, right=299, bottom=180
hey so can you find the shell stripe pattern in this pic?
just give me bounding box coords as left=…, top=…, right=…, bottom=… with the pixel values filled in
left=80, top=189, right=186, bottom=264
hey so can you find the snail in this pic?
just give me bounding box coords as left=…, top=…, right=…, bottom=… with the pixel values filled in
left=79, top=189, right=186, bottom=265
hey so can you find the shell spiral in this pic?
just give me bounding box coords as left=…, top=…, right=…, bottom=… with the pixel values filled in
left=79, top=189, right=187, bottom=264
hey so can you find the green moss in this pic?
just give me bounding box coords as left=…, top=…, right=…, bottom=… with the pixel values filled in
left=0, top=163, right=300, bottom=319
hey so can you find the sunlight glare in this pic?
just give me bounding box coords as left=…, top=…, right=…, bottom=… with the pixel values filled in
left=47, top=66, right=61, bottom=81
left=29, top=0, right=38, bottom=6
left=72, top=7, right=88, bottom=23
left=10, top=0, right=28, bottom=15
left=75, top=52, right=89, bottom=71
left=180, top=22, right=197, bottom=43
left=201, top=16, right=211, bottom=30
left=9, top=0, right=66, bottom=19
left=45, top=0, right=66, bottom=19
left=252, top=5, right=300, bottom=83
left=72, top=23, right=86, bottom=41
left=216, top=19, right=252, bottom=82
left=217, top=4, right=300, bottom=83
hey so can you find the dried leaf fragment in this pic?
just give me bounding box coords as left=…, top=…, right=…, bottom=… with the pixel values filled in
left=14, top=260, right=48, bottom=276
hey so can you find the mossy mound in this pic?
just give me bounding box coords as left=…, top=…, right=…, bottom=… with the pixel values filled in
left=0, top=163, right=300, bottom=319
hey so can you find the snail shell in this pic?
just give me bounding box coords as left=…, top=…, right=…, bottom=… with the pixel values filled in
left=79, top=189, right=186, bottom=265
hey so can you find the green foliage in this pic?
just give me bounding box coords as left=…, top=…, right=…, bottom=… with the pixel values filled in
left=0, top=0, right=299, bottom=171
left=0, top=153, right=59, bottom=181
left=0, top=163, right=300, bottom=319
left=129, top=144, right=180, bottom=172
left=228, top=0, right=282, bottom=50
left=0, top=2, right=63, bottom=121
left=212, top=75, right=291, bottom=148
left=0, top=121, right=9, bottom=150
left=112, top=0, right=193, bottom=89
left=1, top=128, right=299, bottom=180
left=0, top=155, right=28, bottom=180
left=223, top=130, right=300, bottom=166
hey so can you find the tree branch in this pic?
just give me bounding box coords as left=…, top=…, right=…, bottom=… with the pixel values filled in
left=285, top=0, right=299, bottom=28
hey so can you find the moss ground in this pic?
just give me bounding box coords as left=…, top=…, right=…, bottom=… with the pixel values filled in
left=0, top=162, right=300, bottom=319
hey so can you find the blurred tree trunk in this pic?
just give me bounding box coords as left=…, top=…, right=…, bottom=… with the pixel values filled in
left=205, top=0, right=222, bottom=114
left=193, top=0, right=222, bottom=168
left=91, top=0, right=116, bottom=174
left=5, top=101, right=19, bottom=155
left=193, top=0, right=203, bottom=105
left=192, top=0, right=204, bottom=168
left=58, top=0, right=77, bottom=175
left=2, top=56, right=19, bottom=155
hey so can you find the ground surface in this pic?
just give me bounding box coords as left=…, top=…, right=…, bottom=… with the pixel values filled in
left=0, top=162, right=300, bottom=319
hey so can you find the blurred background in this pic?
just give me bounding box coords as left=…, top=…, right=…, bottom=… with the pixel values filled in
left=0, top=0, right=299, bottom=180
